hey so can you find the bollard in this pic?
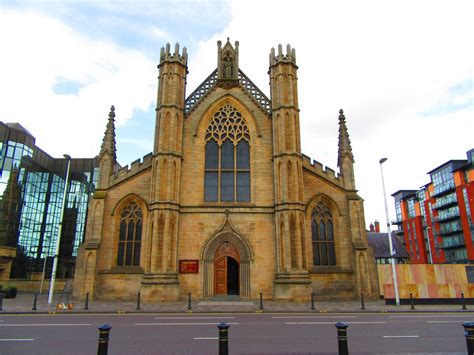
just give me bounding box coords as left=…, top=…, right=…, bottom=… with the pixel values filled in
left=0, top=292, right=3, bottom=311
left=32, top=293, right=38, bottom=311
left=136, top=292, right=141, bottom=311
left=259, top=292, right=264, bottom=312
left=335, top=322, right=349, bottom=355
left=410, top=293, right=415, bottom=310
left=217, top=322, right=230, bottom=355
left=97, top=324, right=112, bottom=355
left=187, top=292, right=192, bottom=312
left=84, top=292, right=89, bottom=310
left=463, top=322, right=474, bottom=355
left=462, top=293, right=467, bottom=310
left=310, top=292, right=316, bottom=310
left=360, top=293, right=366, bottom=310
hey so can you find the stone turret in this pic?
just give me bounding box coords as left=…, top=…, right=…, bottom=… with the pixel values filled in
left=159, top=42, right=188, bottom=67
left=269, top=43, right=296, bottom=66
left=337, top=109, right=355, bottom=190
left=269, top=43, right=311, bottom=301
left=143, top=42, right=188, bottom=301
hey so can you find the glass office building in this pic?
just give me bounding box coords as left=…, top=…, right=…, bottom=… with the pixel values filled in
left=0, top=122, right=98, bottom=279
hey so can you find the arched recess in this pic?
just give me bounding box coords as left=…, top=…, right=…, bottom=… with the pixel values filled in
left=287, top=160, right=294, bottom=201
left=305, top=193, right=342, bottom=267
left=201, top=217, right=254, bottom=298
left=289, top=214, right=297, bottom=269
left=159, top=160, right=168, bottom=200
left=279, top=221, right=285, bottom=271
left=194, top=94, right=261, bottom=139
left=81, top=252, right=95, bottom=296
left=358, top=253, right=370, bottom=295
left=111, top=193, right=149, bottom=218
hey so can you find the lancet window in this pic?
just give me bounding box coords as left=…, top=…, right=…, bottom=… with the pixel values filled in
left=117, top=202, right=143, bottom=266
left=205, top=104, right=250, bottom=202
left=311, top=202, right=336, bottom=266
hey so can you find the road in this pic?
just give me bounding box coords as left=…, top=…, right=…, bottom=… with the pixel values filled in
left=0, top=312, right=472, bottom=354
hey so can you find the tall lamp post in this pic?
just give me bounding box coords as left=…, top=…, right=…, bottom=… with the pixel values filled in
left=379, top=157, right=400, bottom=306
left=48, top=154, right=71, bottom=306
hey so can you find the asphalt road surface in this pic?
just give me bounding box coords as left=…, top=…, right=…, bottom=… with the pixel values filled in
left=0, top=312, right=472, bottom=354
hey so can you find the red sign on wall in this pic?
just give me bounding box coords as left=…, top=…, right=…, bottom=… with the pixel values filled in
left=179, top=260, right=199, bottom=274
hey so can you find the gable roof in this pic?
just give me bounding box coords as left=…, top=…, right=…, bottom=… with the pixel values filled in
left=184, top=69, right=271, bottom=116
left=367, top=232, right=409, bottom=259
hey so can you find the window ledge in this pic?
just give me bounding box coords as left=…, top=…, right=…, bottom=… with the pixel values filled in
left=309, top=266, right=353, bottom=274
left=99, top=266, right=144, bottom=275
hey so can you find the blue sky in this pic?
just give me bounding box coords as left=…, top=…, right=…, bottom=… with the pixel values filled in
left=0, top=0, right=473, bottom=227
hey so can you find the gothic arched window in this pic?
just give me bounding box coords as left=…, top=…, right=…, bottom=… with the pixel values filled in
left=117, top=202, right=143, bottom=266
left=311, top=202, right=336, bottom=266
left=205, top=104, right=250, bottom=202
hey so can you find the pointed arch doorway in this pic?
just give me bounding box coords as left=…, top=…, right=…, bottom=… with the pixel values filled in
left=201, top=226, right=253, bottom=299
left=214, top=242, right=240, bottom=295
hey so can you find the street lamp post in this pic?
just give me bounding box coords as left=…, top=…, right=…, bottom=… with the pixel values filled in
left=39, top=234, right=51, bottom=295
left=48, top=154, right=71, bottom=306
left=379, top=158, right=400, bottom=306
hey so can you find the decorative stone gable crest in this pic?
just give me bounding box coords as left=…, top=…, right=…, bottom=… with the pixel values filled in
left=217, top=38, right=239, bottom=88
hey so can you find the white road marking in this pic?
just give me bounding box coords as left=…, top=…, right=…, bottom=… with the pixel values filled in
left=427, top=320, right=471, bottom=324
left=154, top=317, right=236, bottom=320
left=286, top=321, right=386, bottom=325
left=0, top=324, right=91, bottom=327
left=273, top=316, right=357, bottom=319
left=383, top=335, right=419, bottom=338
left=0, top=339, right=35, bottom=342
left=135, top=322, right=240, bottom=326
left=194, top=337, right=218, bottom=340
left=388, top=314, right=466, bottom=318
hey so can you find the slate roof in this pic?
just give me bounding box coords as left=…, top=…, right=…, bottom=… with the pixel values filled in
left=367, top=232, right=409, bottom=259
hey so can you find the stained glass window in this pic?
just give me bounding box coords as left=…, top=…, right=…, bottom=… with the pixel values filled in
left=204, top=104, right=250, bottom=202
left=311, top=202, right=336, bottom=266
left=117, top=202, right=143, bottom=266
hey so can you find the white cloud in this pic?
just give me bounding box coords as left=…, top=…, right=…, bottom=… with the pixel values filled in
left=0, top=10, right=156, bottom=158
left=187, top=0, right=474, bottom=228
left=1, top=1, right=472, bottom=230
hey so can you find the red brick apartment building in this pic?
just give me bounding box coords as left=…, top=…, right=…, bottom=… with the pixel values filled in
left=392, top=149, right=474, bottom=264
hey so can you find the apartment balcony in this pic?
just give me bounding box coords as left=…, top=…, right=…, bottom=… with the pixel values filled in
left=441, top=236, right=466, bottom=249
left=395, top=228, right=405, bottom=236
left=391, top=218, right=403, bottom=225
left=434, top=210, right=460, bottom=223
left=431, top=180, right=456, bottom=198
left=438, top=226, right=464, bottom=236
left=433, top=198, right=458, bottom=211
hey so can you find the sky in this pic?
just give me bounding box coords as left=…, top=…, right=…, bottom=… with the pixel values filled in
left=0, top=0, right=473, bottom=231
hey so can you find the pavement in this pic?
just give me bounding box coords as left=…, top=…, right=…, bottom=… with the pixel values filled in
left=2, top=292, right=474, bottom=314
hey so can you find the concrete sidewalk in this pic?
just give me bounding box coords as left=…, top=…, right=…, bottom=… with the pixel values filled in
left=2, top=292, right=474, bottom=314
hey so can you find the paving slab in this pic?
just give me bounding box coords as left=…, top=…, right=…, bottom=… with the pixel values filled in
left=1, top=292, right=474, bottom=314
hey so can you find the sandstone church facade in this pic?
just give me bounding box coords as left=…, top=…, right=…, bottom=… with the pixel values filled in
left=73, top=40, right=378, bottom=301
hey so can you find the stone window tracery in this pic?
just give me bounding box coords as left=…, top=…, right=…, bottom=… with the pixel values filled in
left=205, top=104, right=250, bottom=202
left=117, top=202, right=143, bottom=266
left=311, top=202, right=336, bottom=266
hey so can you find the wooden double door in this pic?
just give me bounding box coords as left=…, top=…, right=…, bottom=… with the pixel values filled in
left=214, top=242, right=240, bottom=295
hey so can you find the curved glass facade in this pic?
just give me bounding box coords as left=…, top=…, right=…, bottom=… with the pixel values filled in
left=0, top=122, right=98, bottom=279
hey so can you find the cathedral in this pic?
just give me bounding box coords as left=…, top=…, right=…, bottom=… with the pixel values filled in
left=73, top=39, right=378, bottom=301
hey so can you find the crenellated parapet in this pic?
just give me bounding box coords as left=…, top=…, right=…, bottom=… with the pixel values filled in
left=269, top=44, right=296, bottom=67
left=160, top=42, right=188, bottom=67
left=110, top=153, right=153, bottom=186
left=301, top=154, right=343, bottom=187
